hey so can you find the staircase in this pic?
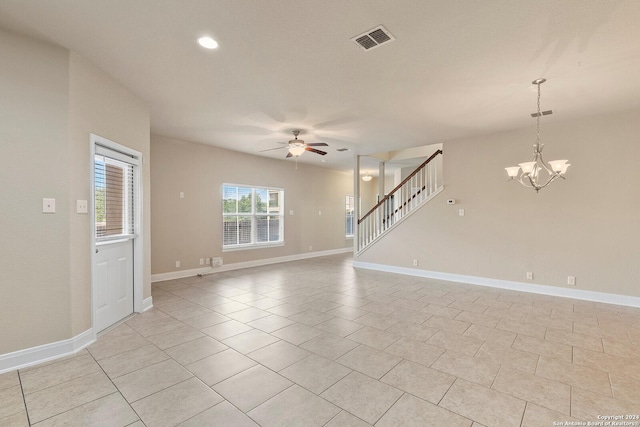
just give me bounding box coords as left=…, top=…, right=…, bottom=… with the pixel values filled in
left=357, top=150, right=443, bottom=253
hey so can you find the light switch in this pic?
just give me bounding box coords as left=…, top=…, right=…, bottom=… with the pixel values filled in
left=289, top=210, right=294, bottom=215
left=76, top=200, right=88, bottom=214
left=458, top=208, right=465, bottom=216
left=179, top=192, right=184, bottom=199
left=43, top=198, right=56, bottom=213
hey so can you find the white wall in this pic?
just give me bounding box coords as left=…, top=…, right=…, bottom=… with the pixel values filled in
left=357, top=108, right=640, bottom=298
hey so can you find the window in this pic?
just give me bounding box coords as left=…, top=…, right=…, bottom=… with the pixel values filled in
left=346, top=195, right=355, bottom=237
left=223, top=184, right=284, bottom=249
left=94, top=151, right=135, bottom=241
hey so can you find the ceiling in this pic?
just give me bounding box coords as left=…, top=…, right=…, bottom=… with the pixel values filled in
left=1, top=0, right=639, bottom=172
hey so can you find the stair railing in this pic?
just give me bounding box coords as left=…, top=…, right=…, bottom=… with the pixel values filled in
left=357, top=150, right=443, bottom=252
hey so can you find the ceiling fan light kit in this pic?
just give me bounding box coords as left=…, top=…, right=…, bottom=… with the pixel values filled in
left=263, top=130, right=329, bottom=159
left=288, top=140, right=306, bottom=157
left=505, top=78, right=570, bottom=192
left=287, top=131, right=307, bottom=157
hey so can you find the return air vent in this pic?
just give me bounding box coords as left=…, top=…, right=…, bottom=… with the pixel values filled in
left=351, top=25, right=395, bottom=51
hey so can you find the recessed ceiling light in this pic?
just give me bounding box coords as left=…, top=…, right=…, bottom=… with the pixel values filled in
left=197, top=36, right=218, bottom=49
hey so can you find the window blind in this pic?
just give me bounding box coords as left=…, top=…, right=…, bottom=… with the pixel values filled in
left=95, top=154, right=135, bottom=240
left=222, top=184, right=284, bottom=248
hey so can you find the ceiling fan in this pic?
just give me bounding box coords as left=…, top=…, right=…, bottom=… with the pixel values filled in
left=261, top=130, right=328, bottom=158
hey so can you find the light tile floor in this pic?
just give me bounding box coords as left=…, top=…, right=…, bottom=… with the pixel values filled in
left=2, top=254, right=640, bottom=426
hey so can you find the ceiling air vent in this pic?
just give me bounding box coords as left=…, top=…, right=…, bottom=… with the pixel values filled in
left=351, top=25, right=395, bottom=51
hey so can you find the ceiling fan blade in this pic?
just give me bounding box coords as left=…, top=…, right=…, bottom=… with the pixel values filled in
left=286, top=152, right=293, bottom=158
left=306, top=142, right=329, bottom=147
left=260, top=146, right=287, bottom=152
left=305, top=147, right=327, bottom=155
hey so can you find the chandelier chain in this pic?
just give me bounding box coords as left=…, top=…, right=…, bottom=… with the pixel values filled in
left=536, top=82, right=541, bottom=146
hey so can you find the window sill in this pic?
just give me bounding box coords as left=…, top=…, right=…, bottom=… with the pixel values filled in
left=222, top=242, right=285, bottom=252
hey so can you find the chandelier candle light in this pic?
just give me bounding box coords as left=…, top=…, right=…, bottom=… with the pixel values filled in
left=505, top=78, right=570, bottom=192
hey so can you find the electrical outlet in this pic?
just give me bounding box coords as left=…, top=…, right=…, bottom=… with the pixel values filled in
left=175, top=261, right=180, bottom=268
left=206, top=258, right=211, bottom=265
left=212, top=257, right=223, bottom=267
left=568, top=276, right=576, bottom=286
left=199, top=258, right=204, bottom=265
left=526, top=272, right=533, bottom=280
left=309, top=245, right=313, bottom=251
left=413, top=259, right=418, bottom=267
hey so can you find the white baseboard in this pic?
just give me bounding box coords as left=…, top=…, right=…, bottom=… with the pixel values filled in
left=151, top=247, right=353, bottom=283
left=142, top=296, right=153, bottom=312
left=0, top=328, right=95, bottom=374
left=353, top=261, right=640, bottom=308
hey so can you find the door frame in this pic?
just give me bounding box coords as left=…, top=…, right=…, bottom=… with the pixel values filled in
left=90, top=133, right=144, bottom=335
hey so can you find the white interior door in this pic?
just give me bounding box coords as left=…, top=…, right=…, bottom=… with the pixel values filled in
left=95, top=240, right=133, bottom=332
left=93, top=142, right=138, bottom=332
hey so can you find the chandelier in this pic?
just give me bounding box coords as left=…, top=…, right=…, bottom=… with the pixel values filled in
left=505, top=78, right=570, bottom=192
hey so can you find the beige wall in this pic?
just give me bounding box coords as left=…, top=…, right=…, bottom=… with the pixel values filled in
left=0, top=30, right=72, bottom=354
left=0, top=30, right=150, bottom=355
left=357, top=108, right=640, bottom=298
left=151, top=135, right=353, bottom=275
left=68, top=52, right=151, bottom=336
left=360, top=177, right=379, bottom=215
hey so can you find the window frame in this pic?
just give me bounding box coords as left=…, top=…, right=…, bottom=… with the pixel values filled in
left=345, top=194, right=355, bottom=238
left=222, top=183, right=285, bottom=251
left=94, top=146, right=138, bottom=243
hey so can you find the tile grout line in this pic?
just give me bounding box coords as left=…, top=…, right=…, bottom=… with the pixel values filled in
left=372, top=391, right=406, bottom=425
left=436, top=376, right=458, bottom=407
left=607, top=372, right=614, bottom=399
left=569, top=385, right=573, bottom=418
left=88, top=345, right=145, bottom=424
left=101, top=313, right=240, bottom=422
left=17, top=357, right=103, bottom=397
left=519, top=401, right=529, bottom=427
left=22, top=349, right=137, bottom=424
left=175, top=395, right=228, bottom=426
left=16, top=370, right=32, bottom=427
left=489, top=364, right=503, bottom=390
left=321, top=409, right=343, bottom=426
